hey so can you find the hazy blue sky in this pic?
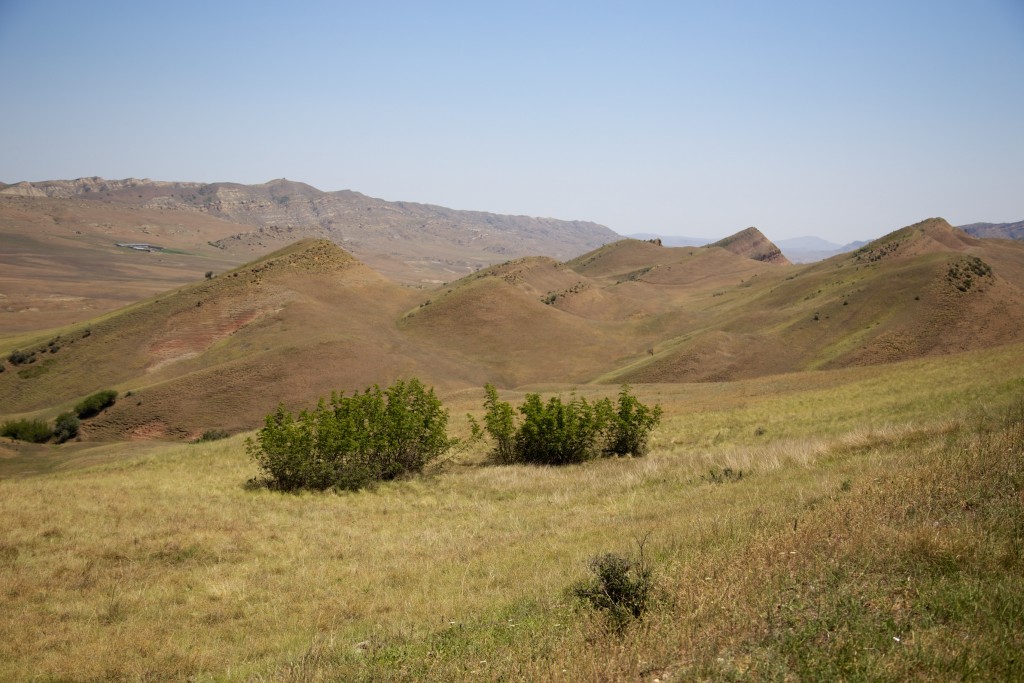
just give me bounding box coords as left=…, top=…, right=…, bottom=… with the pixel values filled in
left=1, top=1, right=1022, bottom=243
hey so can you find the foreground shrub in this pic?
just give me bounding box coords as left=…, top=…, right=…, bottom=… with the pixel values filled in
left=475, top=384, right=661, bottom=465
left=1, top=419, right=53, bottom=443
left=247, top=378, right=455, bottom=491
left=75, top=390, right=118, bottom=419
left=573, top=538, right=655, bottom=632
left=52, top=412, right=80, bottom=444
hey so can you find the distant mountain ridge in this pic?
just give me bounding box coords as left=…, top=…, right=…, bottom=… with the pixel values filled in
left=959, top=220, right=1024, bottom=241
left=0, top=177, right=619, bottom=282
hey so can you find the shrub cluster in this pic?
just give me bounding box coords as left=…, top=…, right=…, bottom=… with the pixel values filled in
left=75, top=390, right=118, bottom=419
left=0, top=396, right=107, bottom=444
left=0, top=419, right=53, bottom=443
left=8, top=349, right=35, bottom=366
left=475, top=384, right=661, bottom=465
left=53, top=412, right=80, bottom=444
left=247, top=378, right=455, bottom=491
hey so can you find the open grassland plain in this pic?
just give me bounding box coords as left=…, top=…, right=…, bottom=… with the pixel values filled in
left=1, top=345, right=1023, bottom=681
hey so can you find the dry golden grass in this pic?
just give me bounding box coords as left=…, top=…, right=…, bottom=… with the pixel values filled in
left=1, top=346, right=1022, bottom=680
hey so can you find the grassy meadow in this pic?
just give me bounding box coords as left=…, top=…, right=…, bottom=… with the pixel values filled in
left=1, top=343, right=1023, bottom=681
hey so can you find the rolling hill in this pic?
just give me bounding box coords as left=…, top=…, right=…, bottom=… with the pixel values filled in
left=0, top=177, right=619, bottom=333
left=2, top=217, right=1024, bottom=440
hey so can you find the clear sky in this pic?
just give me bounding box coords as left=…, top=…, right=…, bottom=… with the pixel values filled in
left=1, top=1, right=1022, bottom=243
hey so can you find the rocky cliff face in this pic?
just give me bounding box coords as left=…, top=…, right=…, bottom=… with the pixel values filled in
left=0, top=178, right=619, bottom=279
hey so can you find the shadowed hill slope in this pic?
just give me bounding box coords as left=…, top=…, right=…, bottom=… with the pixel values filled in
left=708, top=227, right=791, bottom=265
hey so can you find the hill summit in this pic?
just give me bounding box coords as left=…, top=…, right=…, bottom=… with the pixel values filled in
left=708, top=227, right=791, bottom=265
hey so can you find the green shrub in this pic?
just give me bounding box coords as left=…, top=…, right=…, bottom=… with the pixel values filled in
left=515, top=392, right=613, bottom=465
left=247, top=378, right=455, bottom=492
left=75, top=389, right=118, bottom=419
left=481, top=384, right=518, bottom=464
left=606, top=384, right=663, bottom=457
left=475, top=384, right=661, bottom=465
left=53, top=412, right=80, bottom=444
left=1, top=419, right=53, bottom=443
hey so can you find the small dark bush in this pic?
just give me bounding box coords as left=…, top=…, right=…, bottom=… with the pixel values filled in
left=247, top=378, right=455, bottom=491
left=75, top=389, right=118, bottom=419
left=8, top=349, right=35, bottom=366
left=573, top=538, right=655, bottom=632
left=1, top=419, right=53, bottom=443
left=194, top=429, right=230, bottom=443
left=53, top=412, right=80, bottom=444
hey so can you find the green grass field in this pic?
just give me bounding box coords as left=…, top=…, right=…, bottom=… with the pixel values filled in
left=1, top=343, right=1022, bottom=681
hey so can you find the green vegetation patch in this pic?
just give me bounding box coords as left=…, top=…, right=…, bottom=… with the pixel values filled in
left=474, top=384, right=661, bottom=465
left=0, top=418, right=53, bottom=443
left=247, top=378, right=455, bottom=491
left=74, top=389, right=118, bottom=419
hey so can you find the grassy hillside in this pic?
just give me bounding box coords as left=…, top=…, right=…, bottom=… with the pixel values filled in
left=607, top=218, right=1024, bottom=383
left=1, top=343, right=1021, bottom=680
left=4, top=219, right=1024, bottom=439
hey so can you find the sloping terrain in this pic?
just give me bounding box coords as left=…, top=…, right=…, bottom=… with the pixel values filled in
left=0, top=195, right=248, bottom=333
left=611, top=218, right=1024, bottom=382
left=0, top=241, right=428, bottom=439
left=3, top=218, right=1024, bottom=440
